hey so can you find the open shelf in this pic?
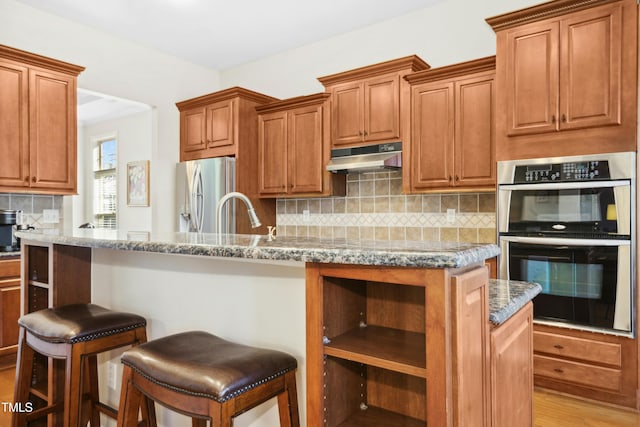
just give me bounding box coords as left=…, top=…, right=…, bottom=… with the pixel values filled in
left=336, top=406, right=425, bottom=427
left=324, top=325, right=426, bottom=377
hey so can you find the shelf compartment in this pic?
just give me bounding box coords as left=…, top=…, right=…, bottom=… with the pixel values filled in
left=324, top=357, right=426, bottom=426
left=336, top=406, right=425, bottom=427
left=324, top=325, right=426, bottom=377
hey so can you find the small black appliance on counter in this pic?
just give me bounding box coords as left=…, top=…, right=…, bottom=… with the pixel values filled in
left=0, top=209, right=18, bottom=252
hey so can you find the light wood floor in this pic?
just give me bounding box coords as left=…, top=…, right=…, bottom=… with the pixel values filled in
left=1, top=364, right=639, bottom=426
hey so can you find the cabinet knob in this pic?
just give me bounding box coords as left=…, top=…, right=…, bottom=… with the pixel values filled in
left=551, top=115, right=557, bottom=124
left=561, top=114, right=567, bottom=123
left=32, top=176, right=37, bottom=182
left=24, top=176, right=29, bottom=182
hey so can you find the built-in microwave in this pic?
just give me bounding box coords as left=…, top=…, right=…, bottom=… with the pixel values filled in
left=497, top=152, right=635, bottom=337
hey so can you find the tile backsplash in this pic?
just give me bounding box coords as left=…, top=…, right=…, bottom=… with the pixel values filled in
left=0, top=193, right=63, bottom=229
left=276, top=171, right=496, bottom=243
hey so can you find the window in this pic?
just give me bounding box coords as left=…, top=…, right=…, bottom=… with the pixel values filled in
left=93, top=137, right=117, bottom=229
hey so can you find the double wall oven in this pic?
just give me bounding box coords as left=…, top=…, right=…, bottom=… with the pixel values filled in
left=498, top=152, right=635, bottom=336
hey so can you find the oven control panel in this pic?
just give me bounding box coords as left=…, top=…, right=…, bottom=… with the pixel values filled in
left=514, top=160, right=611, bottom=183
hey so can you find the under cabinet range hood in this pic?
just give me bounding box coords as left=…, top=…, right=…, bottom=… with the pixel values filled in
left=326, top=142, right=402, bottom=174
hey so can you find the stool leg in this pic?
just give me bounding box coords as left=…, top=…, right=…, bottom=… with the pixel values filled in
left=12, top=328, right=33, bottom=427
left=84, top=355, right=101, bottom=426
left=65, top=344, right=85, bottom=427
left=277, top=371, right=300, bottom=427
left=117, top=365, right=143, bottom=427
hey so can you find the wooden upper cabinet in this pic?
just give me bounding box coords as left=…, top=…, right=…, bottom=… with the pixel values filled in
left=0, top=45, right=83, bottom=194
left=405, top=57, right=496, bottom=192
left=176, top=87, right=277, bottom=162
left=30, top=69, right=77, bottom=192
left=506, top=4, right=621, bottom=136
left=487, top=0, right=637, bottom=160
left=258, top=110, right=288, bottom=195
left=0, top=60, right=29, bottom=189
left=256, top=93, right=345, bottom=198
left=318, top=56, right=429, bottom=149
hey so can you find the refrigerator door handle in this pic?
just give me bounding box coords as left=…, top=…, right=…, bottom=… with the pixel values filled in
left=193, top=165, right=205, bottom=232
left=188, top=164, right=201, bottom=232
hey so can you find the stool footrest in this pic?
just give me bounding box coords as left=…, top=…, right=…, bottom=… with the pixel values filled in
left=96, top=401, right=118, bottom=419
left=26, top=402, right=63, bottom=421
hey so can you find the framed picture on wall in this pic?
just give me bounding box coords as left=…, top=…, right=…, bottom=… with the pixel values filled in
left=127, top=160, right=150, bottom=207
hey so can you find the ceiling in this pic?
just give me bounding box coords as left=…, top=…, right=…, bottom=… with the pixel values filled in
left=77, top=89, right=150, bottom=126
left=15, top=0, right=443, bottom=71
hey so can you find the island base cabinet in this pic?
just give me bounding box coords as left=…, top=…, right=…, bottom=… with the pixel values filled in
left=306, top=263, right=492, bottom=427
left=490, top=302, right=533, bottom=427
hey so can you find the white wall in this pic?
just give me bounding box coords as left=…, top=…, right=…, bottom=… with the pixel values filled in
left=2, top=0, right=543, bottom=231
left=0, top=0, right=221, bottom=232
left=220, top=0, right=541, bottom=98
left=80, top=111, right=154, bottom=231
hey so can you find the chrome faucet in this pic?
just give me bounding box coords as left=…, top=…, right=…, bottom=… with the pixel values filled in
left=216, top=192, right=261, bottom=234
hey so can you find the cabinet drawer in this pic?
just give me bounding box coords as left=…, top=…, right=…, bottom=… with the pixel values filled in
left=0, top=259, right=20, bottom=279
left=534, top=354, right=622, bottom=392
left=534, top=331, right=621, bottom=367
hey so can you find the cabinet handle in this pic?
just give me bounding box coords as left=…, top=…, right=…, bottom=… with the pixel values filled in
left=24, top=176, right=29, bottom=182
left=32, top=176, right=37, bottom=182
left=551, top=115, right=557, bottom=124
left=553, top=368, right=564, bottom=374
left=448, top=176, right=453, bottom=182
left=363, top=130, right=368, bottom=137
left=455, top=175, right=459, bottom=181
left=561, top=114, right=567, bottom=123
left=553, top=344, right=564, bottom=350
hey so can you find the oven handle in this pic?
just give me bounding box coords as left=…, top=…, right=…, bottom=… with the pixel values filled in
left=499, top=235, right=631, bottom=247
left=498, top=180, right=630, bottom=191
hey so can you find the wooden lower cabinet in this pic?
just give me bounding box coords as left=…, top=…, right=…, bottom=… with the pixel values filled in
left=490, top=302, right=533, bottom=427
left=0, top=256, right=20, bottom=364
left=306, top=263, right=533, bottom=427
left=533, top=324, right=637, bottom=408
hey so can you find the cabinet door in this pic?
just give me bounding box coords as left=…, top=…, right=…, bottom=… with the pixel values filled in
left=505, top=21, right=559, bottom=136
left=331, top=81, right=363, bottom=147
left=180, top=107, right=206, bottom=160
left=0, top=280, right=20, bottom=348
left=364, top=74, right=400, bottom=143
left=455, top=74, right=495, bottom=187
left=258, top=111, right=288, bottom=195
left=0, top=60, right=29, bottom=188
left=206, top=99, right=235, bottom=151
left=288, top=105, right=324, bottom=195
left=559, top=3, right=621, bottom=130
left=491, top=303, right=533, bottom=427
left=410, top=82, right=454, bottom=189
left=29, top=68, right=77, bottom=192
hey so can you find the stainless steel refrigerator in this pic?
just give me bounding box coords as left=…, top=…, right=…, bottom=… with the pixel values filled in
left=176, top=157, right=236, bottom=233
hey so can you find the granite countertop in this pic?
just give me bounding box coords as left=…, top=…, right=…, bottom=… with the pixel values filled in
left=16, top=229, right=500, bottom=269
left=489, top=279, right=542, bottom=325
left=0, top=250, right=20, bottom=258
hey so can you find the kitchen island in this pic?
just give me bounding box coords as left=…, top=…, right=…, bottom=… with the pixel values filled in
left=16, top=229, right=539, bottom=427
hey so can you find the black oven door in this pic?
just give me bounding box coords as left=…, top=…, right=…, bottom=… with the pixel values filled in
left=498, top=180, right=632, bottom=237
left=499, top=236, right=632, bottom=335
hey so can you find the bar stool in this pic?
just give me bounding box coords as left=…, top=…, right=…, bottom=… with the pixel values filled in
left=12, top=303, right=153, bottom=427
left=117, top=331, right=300, bottom=427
